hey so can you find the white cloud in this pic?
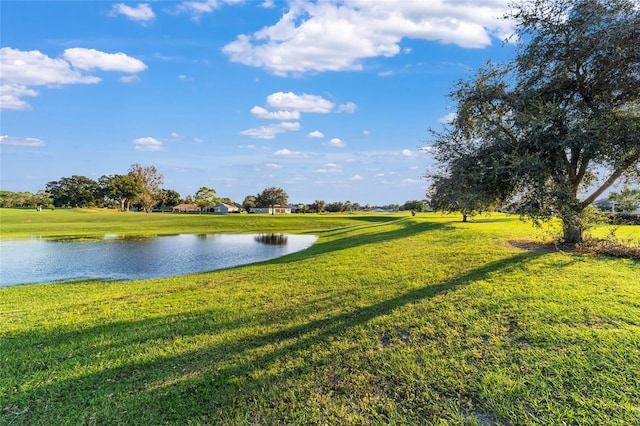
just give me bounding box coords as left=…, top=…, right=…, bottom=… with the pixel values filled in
left=222, top=1, right=514, bottom=75
left=274, top=148, right=301, bottom=157
left=133, top=137, right=163, bottom=151
left=240, top=122, right=300, bottom=139
left=0, top=135, right=45, bottom=146
left=350, top=174, right=364, bottom=181
left=337, top=101, right=357, bottom=113
left=266, top=92, right=334, bottom=113
left=110, top=3, right=155, bottom=23
left=325, top=137, right=346, bottom=148
left=264, top=162, right=282, bottom=169
left=1, top=47, right=100, bottom=87
left=401, top=178, right=421, bottom=184
left=176, top=0, right=220, bottom=18
left=274, top=148, right=317, bottom=159
left=63, top=48, right=147, bottom=73
left=250, top=105, right=300, bottom=120
left=308, top=130, right=324, bottom=138
left=438, top=112, right=457, bottom=124
left=315, top=163, right=342, bottom=174
left=0, top=84, right=38, bottom=111
left=402, top=149, right=414, bottom=157
left=119, top=75, right=139, bottom=83
left=0, top=47, right=146, bottom=110
left=363, top=130, right=370, bottom=136
left=378, top=70, right=394, bottom=77
left=176, top=0, right=242, bottom=20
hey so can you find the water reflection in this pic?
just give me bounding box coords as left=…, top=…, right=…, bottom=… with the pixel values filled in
left=0, top=233, right=317, bottom=287
left=254, top=233, right=288, bottom=245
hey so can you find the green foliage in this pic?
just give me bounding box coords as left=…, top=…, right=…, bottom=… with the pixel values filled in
left=99, top=174, right=143, bottom=211
left=242, top=195, right=256, bottom=211
left=312, top=199, right=326, bottom=213
left=1, top=211, right=639, bottom=425
left=401, top=200, right=424, bottom=212
left=428, top=0, right=640, bottom=243
left=255, top=187, right=288, bottom=214
left=128, top=163, right=164, bottom=213
left=155, top=189, right=181, bottom=209
left=194, top=186, right=219, bottom=211
left=45, top=175, right=101, bottom=208
left=609, top=188, right=640, bottom=213
left=0, top=190, right=51, bottom=208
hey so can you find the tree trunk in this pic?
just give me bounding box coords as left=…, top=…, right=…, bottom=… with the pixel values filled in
left=462, top=214, right=468, bottom=222
left=563, top=222, right=583, bottom=244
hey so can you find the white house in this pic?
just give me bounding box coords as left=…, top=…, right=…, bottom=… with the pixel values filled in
left=212, top=203, right=239, bottom=213
left=250, top=205, right=292, bottom=214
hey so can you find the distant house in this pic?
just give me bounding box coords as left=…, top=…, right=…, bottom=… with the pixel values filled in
left=173, top=203, right=199, bottom=212
left=250, top=205, right=292, bottom=214
left=213, top=203, right=239, bottom=213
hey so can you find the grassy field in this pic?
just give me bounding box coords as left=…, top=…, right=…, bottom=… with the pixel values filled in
left=1, top=208, right=639, bottom=425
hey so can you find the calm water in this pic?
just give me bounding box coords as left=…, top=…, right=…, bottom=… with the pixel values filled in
left=0, top=233, right=317, bottom=287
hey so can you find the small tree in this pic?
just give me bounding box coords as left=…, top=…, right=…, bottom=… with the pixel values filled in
left=156, top=189, right=181, bottom=210
left=312, top=199, right=326, bottom=213
left=401, top=200, right=424, bottom=213
left=243, top=195, right=257, bottom=212
left=194, top=186, right=218, bottom=212
left=255, top=187, right=288, bottom=215
left=128, top=164, right=164, bottom=213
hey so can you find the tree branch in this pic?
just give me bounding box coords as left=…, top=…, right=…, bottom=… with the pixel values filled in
left=580, top=150, right=640, bottom=209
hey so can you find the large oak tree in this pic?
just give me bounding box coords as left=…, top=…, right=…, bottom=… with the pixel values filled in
left=428, top=0, right=640, bottom=243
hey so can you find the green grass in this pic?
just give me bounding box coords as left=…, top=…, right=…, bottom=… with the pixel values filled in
left=1, top=209, right=639, bottom=425
left=0, top=208, right=361, bottom=239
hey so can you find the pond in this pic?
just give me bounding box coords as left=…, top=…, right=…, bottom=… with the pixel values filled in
left=0, top=233, right=317, bottom=287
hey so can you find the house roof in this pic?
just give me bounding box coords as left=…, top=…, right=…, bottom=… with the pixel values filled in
left=173, top=203, right=199, bottom=210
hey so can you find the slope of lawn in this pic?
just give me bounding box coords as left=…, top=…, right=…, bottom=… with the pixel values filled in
left=1, top=209, right=639, bottom=425
left=0, top=207, right=358, bottom=239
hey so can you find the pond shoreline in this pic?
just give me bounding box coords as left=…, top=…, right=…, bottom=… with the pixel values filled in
left=0, top=233, right=317, bottom=287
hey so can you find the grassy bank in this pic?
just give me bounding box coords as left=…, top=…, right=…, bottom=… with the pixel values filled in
left=1, top=209, right=639, bottom=425
left=0, top=208, right=360, bottom=239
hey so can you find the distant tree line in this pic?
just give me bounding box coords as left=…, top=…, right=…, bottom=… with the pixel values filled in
left=0, top=190, right=53, bottom=208
left=3, top=161, right=429, bottom=214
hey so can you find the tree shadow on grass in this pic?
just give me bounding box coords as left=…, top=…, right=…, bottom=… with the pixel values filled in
left=1, top=248, right=547, bottom=425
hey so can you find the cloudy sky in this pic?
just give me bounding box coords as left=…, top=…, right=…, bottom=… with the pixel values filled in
left=1, top=0, right=517, bottom=205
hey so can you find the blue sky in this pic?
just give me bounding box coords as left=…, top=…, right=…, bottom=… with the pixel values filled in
left=1, top=0, right=517, bottom=205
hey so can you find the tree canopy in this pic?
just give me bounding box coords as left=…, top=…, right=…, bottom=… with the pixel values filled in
left=100, top=174, right=143, bottom=212
left=427, top=0, right=640, bottom=242
left=194, top=186, right=218, bottom=212
left=255, top=187, right=288, bottom=215
left=128, top=163, right=164, bottom=213
left=46, top=175, right=101, bottom=208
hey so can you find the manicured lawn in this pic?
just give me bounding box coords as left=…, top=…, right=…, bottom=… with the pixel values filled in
left=1, top=209, right=639, bottom=425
